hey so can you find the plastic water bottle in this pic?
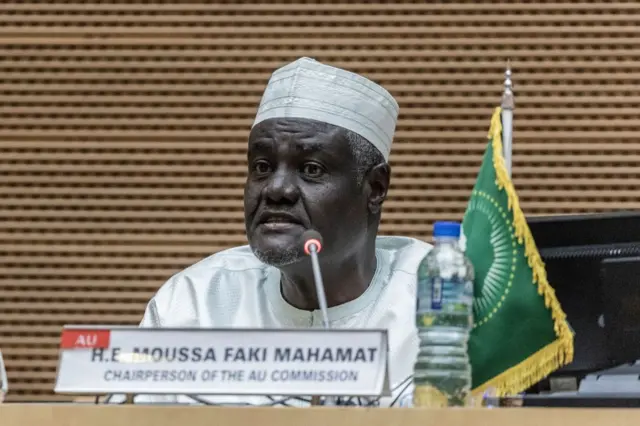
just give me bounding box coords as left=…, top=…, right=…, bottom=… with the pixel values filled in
left=413, top=221, right=474, bottom=407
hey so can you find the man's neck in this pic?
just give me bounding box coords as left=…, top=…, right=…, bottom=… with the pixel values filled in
left=279, top=245, right=377, bottom=311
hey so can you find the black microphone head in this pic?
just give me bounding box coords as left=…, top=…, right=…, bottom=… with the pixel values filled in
left=301, top=229, right=323, bottom=255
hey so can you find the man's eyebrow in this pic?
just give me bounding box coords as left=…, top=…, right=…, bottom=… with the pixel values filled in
left=295, top=140, right=325, bottom=154
left=248, top=139, right=274, bottom=153
left=296, top=140, right=345, bottom=163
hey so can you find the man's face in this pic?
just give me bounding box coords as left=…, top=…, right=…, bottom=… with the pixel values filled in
left=244, top=118, right=369, bottom=267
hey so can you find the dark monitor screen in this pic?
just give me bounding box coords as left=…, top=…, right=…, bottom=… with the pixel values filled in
left=526, top=210, right=640, bottom=376
left=599, top=256, right=640, bottom=367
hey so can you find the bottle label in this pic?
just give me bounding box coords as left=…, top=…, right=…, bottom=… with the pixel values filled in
left=416, top=276, right=473, bottom=315
left=431, top=277, right=443, bottom=310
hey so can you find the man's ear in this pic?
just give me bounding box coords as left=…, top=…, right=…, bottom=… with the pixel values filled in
left=365, top=163, right=391, bottom=215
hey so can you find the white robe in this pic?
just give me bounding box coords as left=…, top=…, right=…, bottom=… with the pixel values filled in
left=112, top=235, right=431, bottom=407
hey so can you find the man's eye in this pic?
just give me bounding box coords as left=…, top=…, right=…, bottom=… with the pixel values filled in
left=253, top=161, right=272, bottom=174
left=302, top=163, right=324, bottom=178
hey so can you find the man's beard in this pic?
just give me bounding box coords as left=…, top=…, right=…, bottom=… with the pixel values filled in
left=250, top=245, right=302, bottom=267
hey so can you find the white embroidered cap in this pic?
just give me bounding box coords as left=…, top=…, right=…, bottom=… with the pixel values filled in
left=252, top=57, right=399, bottom=161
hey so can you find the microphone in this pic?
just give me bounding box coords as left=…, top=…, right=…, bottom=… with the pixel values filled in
left=301, top=230, right=336, bottom=407
left=301, top=230, right=330, bottom=329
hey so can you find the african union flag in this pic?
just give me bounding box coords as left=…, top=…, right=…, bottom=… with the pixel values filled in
left=462, top=107, right=574, bottom=397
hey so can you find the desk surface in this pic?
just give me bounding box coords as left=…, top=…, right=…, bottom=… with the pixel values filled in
left=2, top=404, right=640, bottom=426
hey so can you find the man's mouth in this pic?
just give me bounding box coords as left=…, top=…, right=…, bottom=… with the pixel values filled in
left=257, top=213, right=302, bottom=231
left=260, top=222, right=299, bottom=231
left=264, top=217, right=294, bottom=223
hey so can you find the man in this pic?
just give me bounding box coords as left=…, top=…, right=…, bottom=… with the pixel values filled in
left=126, top=57, right=431, bottom=406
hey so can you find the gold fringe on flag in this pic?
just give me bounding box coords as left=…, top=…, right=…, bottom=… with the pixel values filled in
left=472, top=107, right=574, bottom=397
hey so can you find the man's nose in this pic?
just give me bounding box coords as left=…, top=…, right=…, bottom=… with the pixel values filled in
left=263, top=169, right=300, bottom=205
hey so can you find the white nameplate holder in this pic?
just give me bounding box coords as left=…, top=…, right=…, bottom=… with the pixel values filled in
left=54, top=325, right=390, bottom=399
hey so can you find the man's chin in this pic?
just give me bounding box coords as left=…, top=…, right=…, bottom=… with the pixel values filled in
left=248, top=228, right=306, bottom=267
left=250, top=245, right=303, bottom=267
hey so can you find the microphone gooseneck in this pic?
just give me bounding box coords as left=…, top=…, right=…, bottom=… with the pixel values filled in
left=300, top=230, right=336, bottom=407
left=300, top=230, right=329, bottom=329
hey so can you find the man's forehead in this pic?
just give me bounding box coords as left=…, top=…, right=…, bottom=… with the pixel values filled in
left=248, top=118, right=345, bottom=151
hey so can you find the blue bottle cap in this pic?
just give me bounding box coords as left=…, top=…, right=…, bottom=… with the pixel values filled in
left=433, top=221, right=461, bottom=238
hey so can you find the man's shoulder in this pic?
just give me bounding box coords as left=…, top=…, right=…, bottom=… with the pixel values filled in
left=375, top=235, right=432, bottom=275
left=375, top=235, right=432, bottom=258
left=180, top=244, right=267, bottom=276
left=162, top=244, right=270, bottom=293
left=145, top=245, right=270, bottom=326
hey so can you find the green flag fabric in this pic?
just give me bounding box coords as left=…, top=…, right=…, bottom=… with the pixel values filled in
left=462, top=107, right=574, bottom=397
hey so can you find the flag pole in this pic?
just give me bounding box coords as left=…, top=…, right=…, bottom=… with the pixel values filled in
left=501, top=61, right=515, bottom=178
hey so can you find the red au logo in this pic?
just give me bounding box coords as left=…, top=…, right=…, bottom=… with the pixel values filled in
left=60, top=329, right=110, bottom=349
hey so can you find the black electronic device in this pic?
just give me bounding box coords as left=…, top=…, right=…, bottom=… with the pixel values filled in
left=526, top=211, right=640, bottom=384
left=599, top=256, right=640, bottom=367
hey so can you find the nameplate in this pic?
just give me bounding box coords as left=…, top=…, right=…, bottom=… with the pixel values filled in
left=54, top=326, right=390, bottom=397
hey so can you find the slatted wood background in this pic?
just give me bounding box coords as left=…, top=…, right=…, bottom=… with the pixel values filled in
left=1, top=0, right=640, bottom=402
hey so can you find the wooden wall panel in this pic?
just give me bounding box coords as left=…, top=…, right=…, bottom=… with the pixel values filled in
left=2, top=0, right=640, bottom=401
